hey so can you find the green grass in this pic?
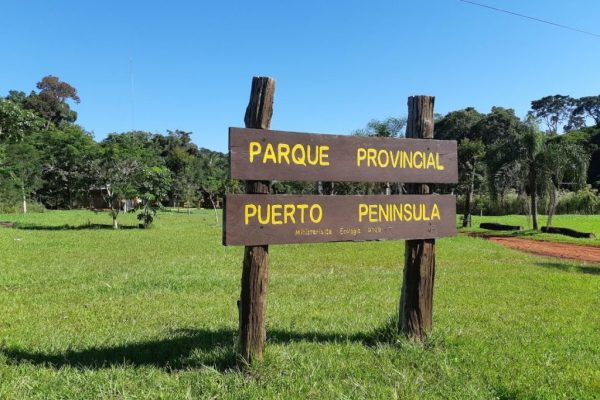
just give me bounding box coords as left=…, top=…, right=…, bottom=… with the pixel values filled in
left=460, top=214, right=600, bottom=246
left=1, top=210, right=599, bottom=399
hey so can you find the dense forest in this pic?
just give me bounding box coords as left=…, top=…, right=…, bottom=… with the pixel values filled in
left=1, top=76, right=599, bottom=228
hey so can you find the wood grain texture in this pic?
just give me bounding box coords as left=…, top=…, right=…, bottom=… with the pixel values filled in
left=239, top=76, right=275, bottom=363
left=400, top=95, right=437, bottom=341
left=224, top=194, right=456, bottom=245
left=229, top=127, right=458, bottom=183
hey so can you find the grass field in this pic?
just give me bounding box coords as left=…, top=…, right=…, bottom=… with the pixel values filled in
left=461, top=214, right=600, bottom=246
left=1, top=210, right=599, bottom=399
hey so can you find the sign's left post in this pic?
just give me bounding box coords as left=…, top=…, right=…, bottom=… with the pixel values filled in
left=236, top=76, right=275, bottom=364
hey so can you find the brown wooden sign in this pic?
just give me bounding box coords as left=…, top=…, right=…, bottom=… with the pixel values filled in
left=229, top=127, right=458, bottom=183
left=223, top=194, right=456, bottom=246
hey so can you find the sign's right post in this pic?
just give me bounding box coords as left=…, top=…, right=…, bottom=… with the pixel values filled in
left=400, top=95, right=437, bottom=340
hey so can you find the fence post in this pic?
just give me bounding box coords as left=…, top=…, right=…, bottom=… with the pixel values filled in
left=399, top=95, right=436, bottom=340
left=238, top=76, right=276, bottom=363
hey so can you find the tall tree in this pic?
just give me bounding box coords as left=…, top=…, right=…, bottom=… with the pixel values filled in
left=354, top=116, right=407, bottom=138
left=543, top=139, right=588, bottom=227
left=0, top=142, right=43, bottom=213
left=36, top=125, right=100, bottom=208
left=353, top=116, right=407, bottom=195
left=25, top=76, right=80, bottom=130
left=528, top=95, right=575, bottom=134
left=571, top=95, right=600, bottom=126
left=0, top=99, right=43, bottom=142
left=435, top=107, right=485, bottom=226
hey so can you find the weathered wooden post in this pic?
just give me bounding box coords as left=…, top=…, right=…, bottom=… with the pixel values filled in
left=238, top=76, right=275, bottom=363
left=400, top=95, right=436, bottom=340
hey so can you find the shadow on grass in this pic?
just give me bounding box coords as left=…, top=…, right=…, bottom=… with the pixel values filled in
left=14, top=223, right=139, bottom=231
left=535, top=262, right=600, bottom=275
left=1, top=320, right=407, bottom=372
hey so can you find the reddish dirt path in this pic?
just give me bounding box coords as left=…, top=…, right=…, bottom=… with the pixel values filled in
left=487, top=236, right=600, bottom=264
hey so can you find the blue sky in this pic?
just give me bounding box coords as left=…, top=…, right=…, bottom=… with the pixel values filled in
left=2, top=1, right=599, bottom=152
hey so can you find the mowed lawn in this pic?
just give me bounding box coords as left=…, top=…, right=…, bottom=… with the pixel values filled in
left=0, top=210, right=599, bottom=399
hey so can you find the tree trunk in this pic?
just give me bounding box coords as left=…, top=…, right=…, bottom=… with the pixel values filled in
left=239, top=76, right=275, bottom=364
left=546, top=184, right=557, bottom=228
left=462, top=170, right=474, bottom=228
left=530, top=169, right=538, bottom=230
left=399, top=96, right=436, bottom=341
left=209, top=193, right=219, bottom=224
left=21, top=184, right=27, bottom=214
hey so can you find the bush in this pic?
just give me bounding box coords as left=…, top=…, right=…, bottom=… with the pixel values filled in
left=457, top=191, right=528, bottom=216
left=555, top=187, right=600, bottom=215
left=0, top=200, right=46, bottom=214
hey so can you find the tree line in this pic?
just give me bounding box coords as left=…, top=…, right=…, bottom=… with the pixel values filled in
left=2, top=76, right=599, bottom=229
left=0, top=76, right=236, bottom=228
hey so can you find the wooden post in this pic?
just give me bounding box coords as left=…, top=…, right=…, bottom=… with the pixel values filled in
left=238, top=76, right=275, bottom=363
left=399, top=95, right=436, bottom=341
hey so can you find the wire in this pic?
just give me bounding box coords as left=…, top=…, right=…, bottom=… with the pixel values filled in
left=459, top=0, right=600, bottom=38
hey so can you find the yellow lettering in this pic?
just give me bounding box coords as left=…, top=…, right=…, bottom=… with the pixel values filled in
left=244, top=204, right=257, bottom=225
left=357, top=148, right=367, bottom=166
left=368, top=204, right=377, bottom=222
left=426, top=152, right=436, bottom=169
left=249, top=142, right=261, bottom=163
left=367, top=148, right=377, bottom=167
left=309, top=204, right=323, bottom=223
left=277, top=143, right=291, bottom=164
left=421, top=203, right=430, bottom=221
left=358, top=203, right=368, bottom=222
left=284, top=204, right=296, bottom=224
left=378, top=204, right=389, bottom=221
left=306, top=145, right=319, bottom=166
left=263, top=143, right=277, bottom=164
left=413, top=151, right=424, bottom=169
left=297, top=204, right=309, bottom=223
left=436, top=153, right=445, bottom=170
left=320, top=146, right=330, bottom=166
left=257, top=205, right=270, bottom=224
left=391, top=150, right=401, bottom=168
left=402, top=151, right=412, bottom=168
left=393, top=204, right=403, bottom=221
left=403, top=203, right=413, bottom=221
left=271, top=204, right=283, bottom=224
left=291, top=144, right=307, bottom=166
left=431, top=203, right=440, bottom=220
left=377, top=150, right=389, bottom=168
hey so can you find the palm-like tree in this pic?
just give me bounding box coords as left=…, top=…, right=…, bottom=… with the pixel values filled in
left=489, top=125, right=588, bottom=230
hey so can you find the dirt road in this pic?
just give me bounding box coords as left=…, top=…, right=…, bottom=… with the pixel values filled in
left=488, top=236, right=600, bottom=264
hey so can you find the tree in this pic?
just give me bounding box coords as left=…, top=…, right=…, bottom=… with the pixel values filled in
left=434, top=107, right=483, bottom=141
left=199, top=150, right=228, bottom=224
left=516, top=126, right=546, bottom=230
left=571, top=96, right=600, bottom=126
left=435, top=108, right=485, bottom=226
left=543, top=139, right=588, bottom=227
left=354, top=116, right=407, bottom=138
left=137, top=166, right=172, bottom=227
left=469, top=108, right=527, bottom=206
left=458, top=139, right=486, bottom=227
left=353, top=116, right=407, bottom=195
left=528, top=95, right=575, bottom=135
left=36, top=125, right=100, bottom=208
left=470, top=107, right=523, bottom=146
left=25, top=76, right=80, bottom=130
left=0, top=99, right=43, bottom=142
left=93, top=146, right=142, bottom=229
left=0, top=142, right=43, bottom=213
